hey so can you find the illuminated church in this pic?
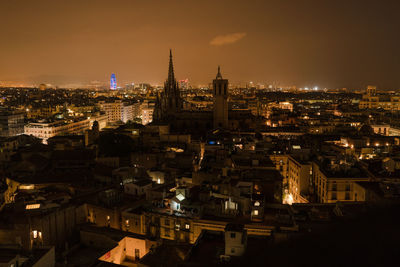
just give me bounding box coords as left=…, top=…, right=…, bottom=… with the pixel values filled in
left=153, top=50, right=256, bottom=135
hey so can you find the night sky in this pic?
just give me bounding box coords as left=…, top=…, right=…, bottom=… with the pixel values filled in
left=1, top=0, right=399, bottom=89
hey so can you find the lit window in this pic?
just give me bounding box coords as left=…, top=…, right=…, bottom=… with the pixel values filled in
left=33, top=230, right=38, bottom=239
left=185, top=223, right=190, bottom=229
left=254, top=201, right=260, bottom=207
left=165, top=228, right=170, bottom=237
left=20, top=184, right=34, bottom=190
left=26, top=204, right=40, bottom=210
left=176, top=193, right=185, bottom=201
left=254, top=210, right=259, bottom=216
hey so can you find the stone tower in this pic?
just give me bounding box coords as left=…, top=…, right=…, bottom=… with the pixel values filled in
left=154, top=50, right=182, bottom=122
left=213, top=66, right=229, bottom=128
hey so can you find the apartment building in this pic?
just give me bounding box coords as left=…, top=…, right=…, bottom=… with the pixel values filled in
left=98, top=100, right=139, bottom=123
left=359, top=85, right=400, bottom=110
left=25, top=118, right=90, bottom=143
left=312, top=161, right=370, bottom=203
left=287, top=155, right=311, bottom=204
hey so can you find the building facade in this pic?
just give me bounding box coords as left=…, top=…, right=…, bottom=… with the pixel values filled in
left=98, top=100, right=138, bottom=123
left=0, top=110, right=25, bottom=137
left=359, top=85, right=400, bottom=110
left=312, top=162, right=370, bottom=203
left=25, top=118, right=96, bottom=143
left=287, top=156, right=311, bottom=204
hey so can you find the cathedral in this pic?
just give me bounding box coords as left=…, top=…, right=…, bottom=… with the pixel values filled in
left=153, top=50, right=183, bottom=121
left=153, top=50, right=257, bottom=135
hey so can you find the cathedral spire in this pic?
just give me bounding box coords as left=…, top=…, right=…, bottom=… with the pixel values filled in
left=168, top=49, right=175, bottom=86
left=216, top=65, right=223, bottom=79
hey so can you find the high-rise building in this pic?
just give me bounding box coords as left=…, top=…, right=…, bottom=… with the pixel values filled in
left=110, top=73, right=117, bottom=90
left=213, top=66, right=229, bottom=128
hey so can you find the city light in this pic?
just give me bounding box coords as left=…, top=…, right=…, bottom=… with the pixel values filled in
left=0, top=2, right=397, bottom=265
left=26, top=204, right=40, bottom=210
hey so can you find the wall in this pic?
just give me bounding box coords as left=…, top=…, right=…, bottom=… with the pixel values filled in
left=32, top=247, right=55, bottom=267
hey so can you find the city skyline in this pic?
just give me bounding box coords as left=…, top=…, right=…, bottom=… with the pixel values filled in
left=1, top=0, right=400, bottom=89
left=0, top=1, right=400, bottom=265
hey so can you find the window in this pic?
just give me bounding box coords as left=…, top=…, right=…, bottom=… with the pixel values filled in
left=345, top=184, right=350, bottom=191
left=32, top=230, right=38, bottom=239
left=164, top=219, right=169, bottom=226
left=176, top=193, right=185, bottom=201
left=135, top=248, right=140, bottom=260
left=231, top=248, right=235, bottom=253
left=254, top=201, right=260, bottom=207
left=254, top=210, right=259, bottom=216
left=230, top=233, right=236, bottom=239
left=332, top=182, right=337, bottom=191
left=165, top=228, right=170, bottom=237
left=332, top=192, right=337, bottom=200
left=345, top=192, right=350, bottom=200
left=185, top=223, right=190, bottom=230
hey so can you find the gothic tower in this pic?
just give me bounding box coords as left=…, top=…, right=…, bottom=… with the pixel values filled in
left=154, top=50, right=182, bottom=122
left=213, top=66, right=229, bottom=128
left=163, top=50, right=182, bottom=116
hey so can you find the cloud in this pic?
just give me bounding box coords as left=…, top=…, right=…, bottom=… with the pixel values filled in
left=210, top=32, right=247, bottom=46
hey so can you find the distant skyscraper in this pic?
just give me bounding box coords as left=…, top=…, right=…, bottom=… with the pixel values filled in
left=110, top=73, right=117, bottom=90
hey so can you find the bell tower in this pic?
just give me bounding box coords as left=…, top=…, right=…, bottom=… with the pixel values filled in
left=213, top=66, right=229, bottom=128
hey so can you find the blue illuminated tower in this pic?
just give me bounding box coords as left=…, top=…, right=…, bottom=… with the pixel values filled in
left=110, top=73, right=117, bottom=90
